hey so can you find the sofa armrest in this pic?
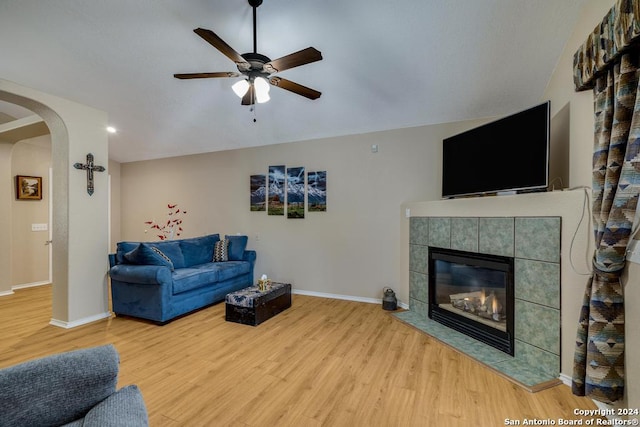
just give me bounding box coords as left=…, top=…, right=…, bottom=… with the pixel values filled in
left=109, top=264, right=172, bottom=285
left=242, top=250, right=257, bottom=265
left=0, top=345, right=120, bottom=427
left=82, top=385, right=149, bottom=426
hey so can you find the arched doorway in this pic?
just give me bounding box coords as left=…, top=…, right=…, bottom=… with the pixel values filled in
left=1, top=78, right=111, bottom=327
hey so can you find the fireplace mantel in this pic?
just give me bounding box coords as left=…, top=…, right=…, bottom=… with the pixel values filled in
left=398, top=189, right=591, bottom=389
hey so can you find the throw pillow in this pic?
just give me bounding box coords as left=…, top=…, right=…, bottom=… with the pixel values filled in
left=224, top=235, right=248, bottom=261
left=213, top=239, right=229, bottom=262
left=124, top=243, right=174, bottom=271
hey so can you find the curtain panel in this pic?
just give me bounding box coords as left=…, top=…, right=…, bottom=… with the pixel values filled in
left=573, top=0, right=640, bottom=404
left=574, top=0, right=640, bottom=91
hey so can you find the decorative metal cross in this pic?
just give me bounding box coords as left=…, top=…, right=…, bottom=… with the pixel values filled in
left=73, top=153, right=105, bottom=196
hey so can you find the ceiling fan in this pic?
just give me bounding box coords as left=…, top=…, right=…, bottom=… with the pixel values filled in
left=174, top=0, right=322, bottom=105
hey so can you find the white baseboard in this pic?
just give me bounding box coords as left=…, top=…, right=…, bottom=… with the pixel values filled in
left=12, top=281, right=49, bottom=290
left=50, top=312, right=112, bottom=329
left=0, top=281, right=49, bottom=297
left=292, top=289, right=409, bottom=309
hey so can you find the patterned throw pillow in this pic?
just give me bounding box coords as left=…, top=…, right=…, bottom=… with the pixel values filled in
left=124, top=243, right=174, bottom=271
left=213, top=239, right=229, bottom=262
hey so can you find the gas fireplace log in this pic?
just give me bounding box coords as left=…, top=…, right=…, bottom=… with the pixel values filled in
left=449, top=290, right=503, bottom=321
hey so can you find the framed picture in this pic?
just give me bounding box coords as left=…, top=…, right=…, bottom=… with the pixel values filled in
left=16, top=175, right=42, bottom=200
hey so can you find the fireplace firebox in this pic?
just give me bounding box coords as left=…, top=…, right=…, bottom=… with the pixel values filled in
left=428, top=247, right=514, bottom=355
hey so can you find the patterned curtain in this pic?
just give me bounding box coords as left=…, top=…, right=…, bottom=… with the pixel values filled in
left=572, top=0, right=640, bottom=404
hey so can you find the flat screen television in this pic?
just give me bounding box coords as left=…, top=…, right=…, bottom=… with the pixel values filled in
left=442, top=101, right=550, bottom=198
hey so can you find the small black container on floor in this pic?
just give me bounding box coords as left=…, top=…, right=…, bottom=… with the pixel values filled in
left=382, top=287, right=397, bottom=311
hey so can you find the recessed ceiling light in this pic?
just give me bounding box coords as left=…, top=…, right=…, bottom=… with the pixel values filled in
left=106, top=126, right=117, bottom=134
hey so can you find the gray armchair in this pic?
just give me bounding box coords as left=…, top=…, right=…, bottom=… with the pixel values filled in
left=0, top=344, right=148, bottom=427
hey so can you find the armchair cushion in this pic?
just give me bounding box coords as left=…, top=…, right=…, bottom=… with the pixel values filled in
left=0, top=345, right=120, bottom=426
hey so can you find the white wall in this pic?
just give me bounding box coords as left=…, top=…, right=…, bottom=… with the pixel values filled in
left=0, top=141, right=13, bottom=295
left=11, top=136, right=51, bottom=287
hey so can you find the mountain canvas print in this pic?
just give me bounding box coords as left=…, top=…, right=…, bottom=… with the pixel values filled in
left=287, top=167, right=305, bottom=219
left=250, top=174, right=266, bottom=211
left=307, top=171, right=327, bottom=212
left=268, top=165, right=285, bottom=216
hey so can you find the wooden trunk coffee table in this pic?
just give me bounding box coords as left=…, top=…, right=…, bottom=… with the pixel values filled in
left=225, top=282, right=291, bottom=326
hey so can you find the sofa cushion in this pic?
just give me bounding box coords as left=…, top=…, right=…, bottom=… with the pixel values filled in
left=151, top=241, right=185, bottom=269
left=124, top=244, right=174, bottom=271
left=82, top=385, right=148, bottom=426
left=180, top=234, right=220, bottom=267
left=225, top=235, right=248, bottom=261
left=172, top=265, right=220, bottom=294
left=116, top=242, right=141, bottom=264
left=213, top=239, right=229, bottom=262
left=215, top=261, right=251, bottom=282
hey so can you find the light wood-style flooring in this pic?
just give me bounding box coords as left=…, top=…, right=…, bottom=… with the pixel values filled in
left=0, top=285, right=601, bottom=426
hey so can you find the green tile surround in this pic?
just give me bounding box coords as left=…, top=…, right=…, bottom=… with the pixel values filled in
left=407, top=216, right=561, bottom=389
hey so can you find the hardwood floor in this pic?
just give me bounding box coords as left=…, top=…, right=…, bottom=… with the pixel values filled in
left=0, top=285, right=601, bottom=426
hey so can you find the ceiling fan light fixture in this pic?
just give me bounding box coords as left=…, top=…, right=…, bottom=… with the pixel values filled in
left=232, top=79, right=250, bottom=97
left=254, top=76, right=270, bottom=103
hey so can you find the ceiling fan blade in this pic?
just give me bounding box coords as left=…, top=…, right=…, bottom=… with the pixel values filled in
left=241, top=85, right=255, bottom=105
left=194, top=28, right=250, bottom=70
left=269, top=77, right=321, bottom=100
left=174, top=72, right=240, bottom=79
left=263, top=47, right=322, bottom=73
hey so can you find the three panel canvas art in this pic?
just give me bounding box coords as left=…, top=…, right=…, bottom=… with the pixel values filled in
left=250, top=166, right=326, bottom=218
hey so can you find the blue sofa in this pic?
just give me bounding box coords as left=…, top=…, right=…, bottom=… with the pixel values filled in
left=109, top=234, right=256, bottom=324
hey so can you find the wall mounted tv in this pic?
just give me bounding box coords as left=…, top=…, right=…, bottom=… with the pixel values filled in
left=442, top=101, right=550, bottom=199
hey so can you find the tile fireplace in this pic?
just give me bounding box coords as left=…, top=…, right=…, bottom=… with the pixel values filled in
left=406, top=215, right=562, bottom=388
left=428, top=247, right=514, bottom=355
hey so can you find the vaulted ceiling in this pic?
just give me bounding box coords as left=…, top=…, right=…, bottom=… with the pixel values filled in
left=0, top=0, right=586, bottom=163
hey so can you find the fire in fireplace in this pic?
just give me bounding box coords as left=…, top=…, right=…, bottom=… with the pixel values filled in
left=428, top=247, right=514, bottom=355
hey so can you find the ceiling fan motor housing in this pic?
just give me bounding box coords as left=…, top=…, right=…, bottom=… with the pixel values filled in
left=239, top=52, right=273, bottom=78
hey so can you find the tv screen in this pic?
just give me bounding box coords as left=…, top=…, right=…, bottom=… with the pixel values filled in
left=442, top=101, right=550, bottom=198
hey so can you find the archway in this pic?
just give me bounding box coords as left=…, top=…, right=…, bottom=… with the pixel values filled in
left=1, top=78, right=111, bottom=327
